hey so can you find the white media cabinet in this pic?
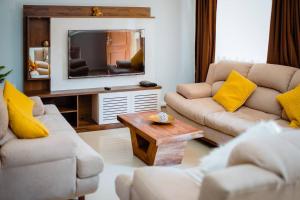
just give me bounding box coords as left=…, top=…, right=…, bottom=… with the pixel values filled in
left=92, top=88, right=161, bottom=125
left=28, top=85, right=161, bottom=132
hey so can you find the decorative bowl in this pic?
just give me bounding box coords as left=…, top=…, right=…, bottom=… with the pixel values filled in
left=148, top=112, right=175, bottom=124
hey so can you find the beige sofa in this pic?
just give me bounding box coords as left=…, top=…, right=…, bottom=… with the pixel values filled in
left=115, top=129, right=300, bottom=200
left=165, top=61, right=300, bottom=146
left=0, top=93, right=104, bottom=200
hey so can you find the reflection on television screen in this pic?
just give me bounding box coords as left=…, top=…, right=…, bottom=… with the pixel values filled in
left=68, top=29, right=145, bottom=78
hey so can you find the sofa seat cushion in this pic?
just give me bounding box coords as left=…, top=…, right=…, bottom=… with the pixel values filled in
left=165, top=92, right=225, bottom=125
left=205, top=107, right=280, bottom=137
left=37, top=105, right=68, bottom=134
left=73, top=135, right=104, bottom=178
left=37, top=105, right=104, bottom=178
left=275, top=119, right=290, bottom=128
left=38, top=116, right=103, bottom=179
left=0, top=135, right=76, bottom=168
left=36, top=113, right=75, bottom=134
left=132, top=167, right=200, bottom=200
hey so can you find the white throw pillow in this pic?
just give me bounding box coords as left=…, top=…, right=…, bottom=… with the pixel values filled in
left=186, top=121, right=282, bottom=183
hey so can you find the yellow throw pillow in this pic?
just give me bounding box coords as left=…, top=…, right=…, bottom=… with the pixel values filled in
left=131, top=49, right=143, bottom=67
left=3, top=80, right=34, bottom=115
left=7, top=101, right=48, bottom=139
left=276, top=85, right=300, bottom=128
left=213, top=70, right=257, bottom=112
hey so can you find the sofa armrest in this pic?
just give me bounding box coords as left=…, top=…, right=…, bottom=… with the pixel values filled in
left=176, top=83, right=212, bottom=99
left=115, top=174, right=133, bottom=200
left=44, top=104, right=61, bottom=115
left=30, top=96, right=45, bottom=116
left=0, top=135, right=76, bottom=168
left=199, top=165, right=282, bottom=200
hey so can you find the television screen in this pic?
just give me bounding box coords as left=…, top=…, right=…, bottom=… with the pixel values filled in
left=68, top=29, right=145, bottom=78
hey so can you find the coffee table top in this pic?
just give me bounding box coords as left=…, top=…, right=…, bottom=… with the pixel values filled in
left=117, top=111, right=203, bottom=145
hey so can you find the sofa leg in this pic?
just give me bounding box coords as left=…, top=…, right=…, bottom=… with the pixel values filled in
left=79, top=196, right=85, bottom=200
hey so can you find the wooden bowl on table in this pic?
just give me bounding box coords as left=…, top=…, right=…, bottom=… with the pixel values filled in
left=148, top=112, right=175, bottom=124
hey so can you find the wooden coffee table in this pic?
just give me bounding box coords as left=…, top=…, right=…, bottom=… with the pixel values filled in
left=117, top=111, right=203, bottom=166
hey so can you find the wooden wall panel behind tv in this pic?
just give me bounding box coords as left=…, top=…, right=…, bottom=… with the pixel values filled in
left=28, top=17, right=50, bottom=47
left=23, top=5, right=153, bottom=94
left=23, top=5, right=152, bottom=18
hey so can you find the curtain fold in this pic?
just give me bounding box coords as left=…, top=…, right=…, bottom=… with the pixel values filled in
left=267, top=0, right=300, bottom=68
left=195, top=0, right=217, bottom=82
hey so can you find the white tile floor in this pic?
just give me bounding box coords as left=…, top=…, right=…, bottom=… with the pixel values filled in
left=79, top=128, right=211, bottom=200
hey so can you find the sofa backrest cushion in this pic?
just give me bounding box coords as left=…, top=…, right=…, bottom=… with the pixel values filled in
left=206, top=61, right=299, bottom=117
left=212, top=81, right=224, bottom=96
left=0, top=89, right=9, bottom=140
left=278, top=70, right=300, bottom=119
left=206, top=61, right=253, bottom=84
left=245, top=64, right=298, bottom=116
left=245, top=87, right=282, bottom=116
left=0, top=128, right=17, bottom=146
left=288, top=70, right=300, bottom=90
left=247, top=64, right=297, bottom=93
left=30, top=96, right=45, bottom=116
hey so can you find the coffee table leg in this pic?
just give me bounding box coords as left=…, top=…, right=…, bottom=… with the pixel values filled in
left=130, top=129, right=187, bottom=166
left=154, top=141, right=187, bottom=165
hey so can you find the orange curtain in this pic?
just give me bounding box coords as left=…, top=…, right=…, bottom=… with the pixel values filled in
left=267, top=0, right=300, bottom=68
left=195, top=0, right=217, bottom=82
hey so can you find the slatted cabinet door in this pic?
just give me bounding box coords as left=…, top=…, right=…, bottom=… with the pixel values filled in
left=92, top=89, right=161, bottom=124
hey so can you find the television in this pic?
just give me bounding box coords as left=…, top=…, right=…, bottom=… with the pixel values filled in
left=68, top=29, right=145, bottom=79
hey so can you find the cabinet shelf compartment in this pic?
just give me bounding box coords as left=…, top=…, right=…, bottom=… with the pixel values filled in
left=42, top=96, right=78, bottom=114
left=62, top=112, right=78, bottom=127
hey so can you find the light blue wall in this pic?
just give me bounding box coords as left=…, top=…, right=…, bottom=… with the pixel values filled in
left=0, top=0, right=195, bottom=93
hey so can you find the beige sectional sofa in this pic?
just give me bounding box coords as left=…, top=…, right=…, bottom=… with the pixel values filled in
left=165, top=61, right=300, bottom=146
left=115, top=129, right=300, bottom=200
left=0, top=94, right=104, bottom=200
